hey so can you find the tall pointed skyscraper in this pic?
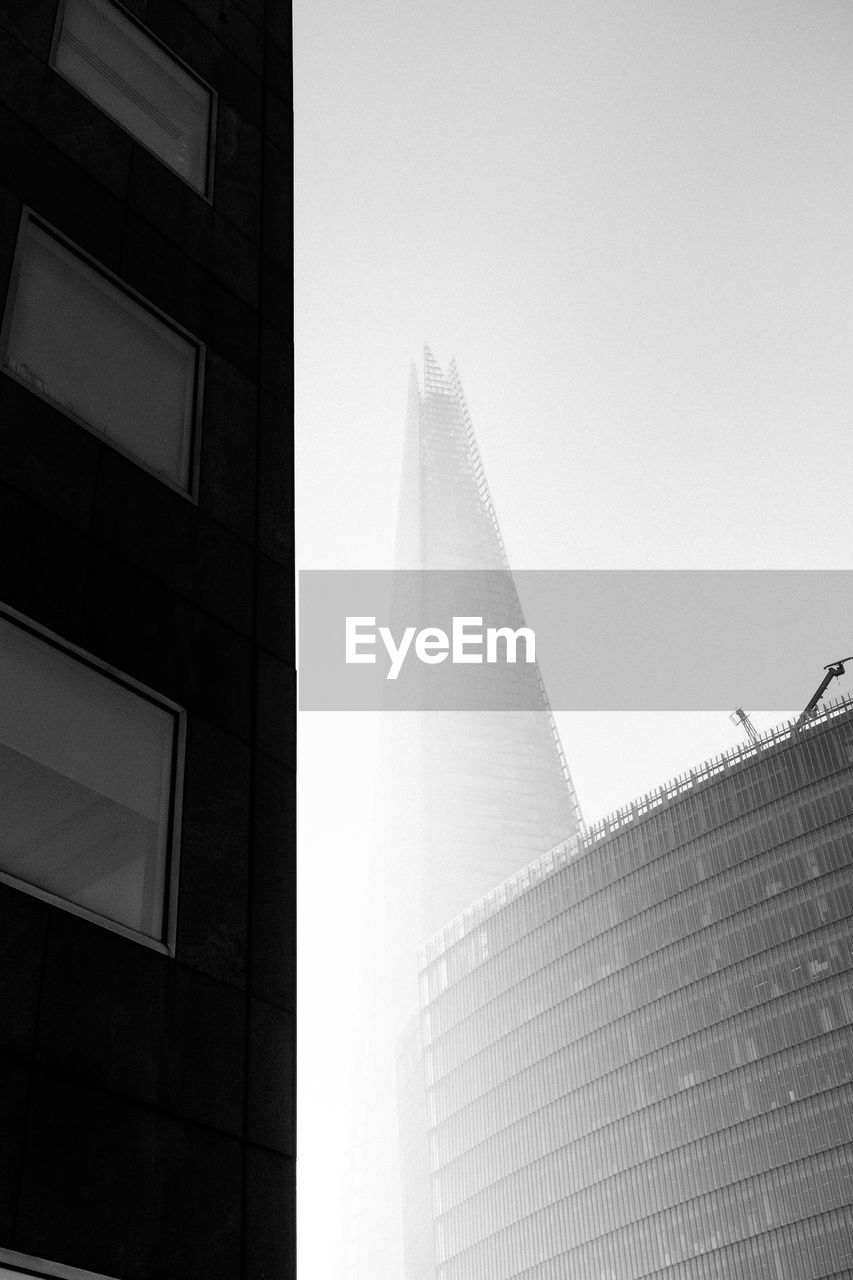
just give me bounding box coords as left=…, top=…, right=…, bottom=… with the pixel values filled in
left=347, top=350, right=583, bottom=1280
left=392, top=347, right=583, bottom=936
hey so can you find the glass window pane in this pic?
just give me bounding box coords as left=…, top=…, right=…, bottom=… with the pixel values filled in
left=55, top=0, right=212, bottom=193
left=2, top=220, right=197, bottom=487
left=0, top=615, right=177, bottom=940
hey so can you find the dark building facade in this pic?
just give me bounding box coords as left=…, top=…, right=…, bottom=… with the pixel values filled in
left=413, top=699, right=853, bottom=1279
left=0, top=0, right=293, bottom=1275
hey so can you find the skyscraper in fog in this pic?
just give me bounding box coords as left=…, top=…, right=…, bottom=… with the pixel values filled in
left=350, top=351, right=584, bottom=1277
left=414, top=699, right=853, bottom=1279
left=391, top=347, right=582, bottom=937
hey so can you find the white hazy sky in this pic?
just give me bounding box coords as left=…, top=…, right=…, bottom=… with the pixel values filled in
left=294, top=3, right=853, bottom=1273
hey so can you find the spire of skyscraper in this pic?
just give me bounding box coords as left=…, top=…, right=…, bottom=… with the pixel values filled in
left=391, top=347, right=583, bottom=936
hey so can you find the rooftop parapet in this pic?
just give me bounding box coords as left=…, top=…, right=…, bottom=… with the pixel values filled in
left=420, top=693, right=853, bottom=966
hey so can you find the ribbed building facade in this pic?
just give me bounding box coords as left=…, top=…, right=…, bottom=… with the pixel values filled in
left=414, top=699, right=853, bottom=1280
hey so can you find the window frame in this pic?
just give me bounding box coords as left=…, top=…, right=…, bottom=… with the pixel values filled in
left=0, top=604, right=185, bottom=956
left=0, top=1249, right=117, bottom=1280
left=0, top=209, right=205, bottom=501
left=49, top=0, right=218, bottom=201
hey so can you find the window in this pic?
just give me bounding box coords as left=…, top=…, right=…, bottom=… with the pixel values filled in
left=53, top=0, right=214, bottom=194
left=1, top=216, right=201, bottom=489
left=0, top=612, right=181, bottom=945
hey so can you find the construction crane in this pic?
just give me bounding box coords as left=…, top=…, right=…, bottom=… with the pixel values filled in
left=729, top=706, right=761, bottom=746
left=792, top=656, right=853, bottom=735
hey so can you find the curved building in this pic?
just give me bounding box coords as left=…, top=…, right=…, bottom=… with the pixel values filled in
left=414, top=698, right=853, bottom=1279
